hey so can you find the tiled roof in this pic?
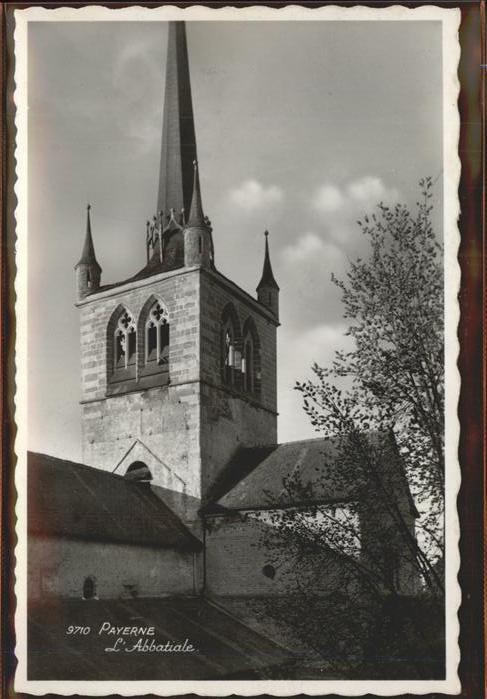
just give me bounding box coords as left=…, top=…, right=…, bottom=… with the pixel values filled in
left=28, top=452, right=201, bottom=551
left=209, top=438, right=356, bottom=512
left=206, top=434, right=417, bottom=517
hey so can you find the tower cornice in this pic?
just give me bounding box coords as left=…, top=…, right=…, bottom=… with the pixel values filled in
left=76, top=263, right=279, bottom=326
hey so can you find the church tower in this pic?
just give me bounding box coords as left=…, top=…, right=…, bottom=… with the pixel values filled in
left=75, top=21, right=279, bottom=526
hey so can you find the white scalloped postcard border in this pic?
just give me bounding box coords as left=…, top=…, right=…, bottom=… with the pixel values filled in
left=12, top=4, right=461, bottom=696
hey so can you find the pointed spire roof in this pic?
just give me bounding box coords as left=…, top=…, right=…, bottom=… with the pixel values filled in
left=187, top=160, right=206, bottom=227
left=257, top=231, right=279, bottom=291
left=157, top=21, right=197, bottom=217
left=76, top=204, right=101, bottom=271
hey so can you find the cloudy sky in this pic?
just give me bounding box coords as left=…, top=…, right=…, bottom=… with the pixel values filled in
left=27, top=18, right=443, bottom=460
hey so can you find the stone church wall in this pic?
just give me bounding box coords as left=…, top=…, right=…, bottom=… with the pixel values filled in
left=200, top=386, right=277, bottom=497
left=199, top=271, right=278, bottom=494
left=78, top=269, right=202, bottom=498
left=205, top=514, right=360, bottom=597
left=77, top=265, right=279, bottom=509
left=200, top=270, right=277, bottom=413
left=28, top=536, right=198, bottom=600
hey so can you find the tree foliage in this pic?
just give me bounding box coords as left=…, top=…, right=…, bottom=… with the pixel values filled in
left=256, top=180, right=445, bottom=676
left=296, top=177, right=444, bottom=578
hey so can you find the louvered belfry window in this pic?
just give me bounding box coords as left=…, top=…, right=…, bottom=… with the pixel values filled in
left=145, top=301, right=169, bottom=368
left=114, top=310, right=136, bottom=371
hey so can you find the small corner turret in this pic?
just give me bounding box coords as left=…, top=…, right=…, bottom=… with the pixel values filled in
left=184, top=160, right=214, bottom=268
left=256, top=230, right=279, bottom=320
left=75, top=204, right=102, bottom=301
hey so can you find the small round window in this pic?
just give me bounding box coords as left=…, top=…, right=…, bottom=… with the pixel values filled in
left=262, top=564, right=276, bottom=580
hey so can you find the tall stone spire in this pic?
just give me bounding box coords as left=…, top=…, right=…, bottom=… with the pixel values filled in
left=257, top=231, right=279, bottom=319
left=157, top=21, right=197, bottom=218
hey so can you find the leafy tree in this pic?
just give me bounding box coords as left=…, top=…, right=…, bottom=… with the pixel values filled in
left=255, top=179, right=445, bottom=678
left=296, top=177, right=444, bottom=579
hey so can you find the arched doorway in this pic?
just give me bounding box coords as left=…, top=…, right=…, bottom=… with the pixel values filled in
left=82, top=576, right=96, bottom=600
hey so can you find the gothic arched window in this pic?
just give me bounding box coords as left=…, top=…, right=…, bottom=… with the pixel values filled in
left=114, top=310, right=137, bottom=371
left=145, top=302, right=169, bottom=368
left=223, top=325, right=235, bottom=384
left=137, top=298, right=170, bottom=387
left=243, top=336, right=254, bottom=393
left=221, top=303, right=241, bottom=388
left=242, top=317, right=261, bottom=396
left=107, top=307, right=137, bottom=395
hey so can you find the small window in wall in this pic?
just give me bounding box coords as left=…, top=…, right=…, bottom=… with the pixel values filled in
left=40, top=569, right=56, bottom=597
left=262, top=564, right=276, bottom=580
left=82, top=576, right=96, bottom=600
left=125, top=460, right=153, bottom=482
left=123, top=583, right=139, bottom=599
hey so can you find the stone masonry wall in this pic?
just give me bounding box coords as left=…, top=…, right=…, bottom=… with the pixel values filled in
left=205, top=514, right=358, bottom=597
left=78, top=266, right=278, bottom=510
left=200, top=270, right=277, bottom=413
left=28, top=536, right=198, bottom=600
left=199, top=270, right=278, bottom=495
left=78, top=269, right=201, bottom=499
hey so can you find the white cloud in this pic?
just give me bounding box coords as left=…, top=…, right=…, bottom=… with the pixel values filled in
left=311, top=177, right=400, bottom=247
left=313, top=184, right=344, bottom=213
left=313, top=177, right=400, bottom=220
left=229, top=179, right=283, bottom=211
left=281, top=232, right=342, bottom=265
left=282, top=232, right=322, bottom=262
left=347, top=176, right=399, bottom=204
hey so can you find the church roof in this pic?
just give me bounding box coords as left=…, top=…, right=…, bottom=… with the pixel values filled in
left=28, top=452, right=201, bottom=551
left=205, top=435, right=418, bottom=517
left=207, top=438, right=353, bottom=512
